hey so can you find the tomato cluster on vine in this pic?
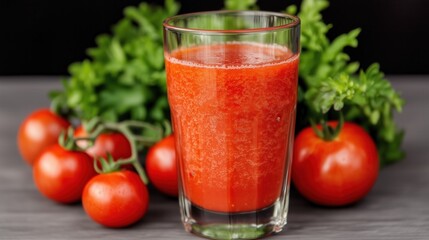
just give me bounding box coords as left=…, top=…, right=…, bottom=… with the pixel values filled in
left=18, top=109, right=178, bottom=228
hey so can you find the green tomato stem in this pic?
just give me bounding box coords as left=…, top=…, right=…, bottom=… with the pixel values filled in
left=58, top=127, right=82, bottom=151
left=309, top=111, right=344, bottom=141
left=117, top=124, right=149, bottom=184
left=71, top=120, right=163, bottom=185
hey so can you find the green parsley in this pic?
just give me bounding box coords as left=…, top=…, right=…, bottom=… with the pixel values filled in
left=51, top=0, right=404, bottom=165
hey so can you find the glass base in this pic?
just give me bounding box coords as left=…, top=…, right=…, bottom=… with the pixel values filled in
left=181, top=199, right=287, bottom=240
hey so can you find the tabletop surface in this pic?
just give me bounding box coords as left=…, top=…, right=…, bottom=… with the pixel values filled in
left=0, top=76, right=428, bottom=240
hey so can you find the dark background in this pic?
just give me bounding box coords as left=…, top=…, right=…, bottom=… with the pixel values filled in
left=0, top=0, right=428, bottom=76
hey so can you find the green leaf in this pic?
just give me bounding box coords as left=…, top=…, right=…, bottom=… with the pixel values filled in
left=286, top=5, right=297, bottom=15
left=295, top=0, right=404, bottom=165
left=225, top=0, right=258, bottom=10
left=322, top=28, right=360, bottom=63
left=165, top=0, right=180, bottom=15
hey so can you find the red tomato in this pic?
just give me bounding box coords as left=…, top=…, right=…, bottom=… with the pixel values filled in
left=292, top=122, right=379, bottom=206
left=146, top=135, right=178, bottom=197
left=18, top=109, right=70, bottom=165
left=82, top=170, right=149, bottom=228
left=33, top=144, right=97, bottom=204
left=74, top=126, right=132, bottom=170
left=74, top=126, right=132, bottom=160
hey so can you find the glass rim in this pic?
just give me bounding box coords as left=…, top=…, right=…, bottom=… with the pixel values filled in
left=163, top=10, right=300, bottom=34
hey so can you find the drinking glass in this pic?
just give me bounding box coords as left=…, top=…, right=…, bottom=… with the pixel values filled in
left=163, top=10, right=300, bottom=240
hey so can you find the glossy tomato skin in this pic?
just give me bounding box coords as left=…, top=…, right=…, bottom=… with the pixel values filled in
left=75, top=126, right=132, bottom=160
left=18, top=109, right=70, bottom=165
left=146, top=135, right=178, bottom=197
left=33, top=144, right=97, bottom=204
left=292, top=122, right=379, bottom=206
left=82, top=170, right=149, bottom=228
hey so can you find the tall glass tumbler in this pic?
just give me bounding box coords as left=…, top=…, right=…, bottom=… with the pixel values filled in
left=163, top=11, right=300, bottom=240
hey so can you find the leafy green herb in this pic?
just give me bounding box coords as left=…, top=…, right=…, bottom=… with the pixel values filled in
left=51, top=0, right=404, bottom=165
left=289, top=0, right=404, bottom=164
left=51, top=0, right=179, bottom=123
left=224, top=0, right=258, bottom=10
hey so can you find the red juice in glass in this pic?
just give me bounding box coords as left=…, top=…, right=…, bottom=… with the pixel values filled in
left=164, top=11, right=300, bottom=239
left=166, top=43, right=298, bottom=213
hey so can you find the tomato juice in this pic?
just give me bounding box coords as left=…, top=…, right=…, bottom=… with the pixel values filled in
left=166, top=42, right=299, bottom=213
